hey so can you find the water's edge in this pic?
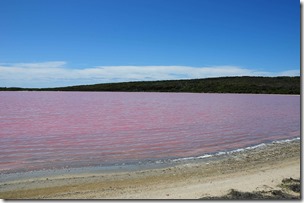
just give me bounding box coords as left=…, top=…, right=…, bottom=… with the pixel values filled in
left=0, top=137, right=300, bottom=183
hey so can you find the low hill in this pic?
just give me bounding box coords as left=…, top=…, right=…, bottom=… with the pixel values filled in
left=0, top=76, right=300, bottom=94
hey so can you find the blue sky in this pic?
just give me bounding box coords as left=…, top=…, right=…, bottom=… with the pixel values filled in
left=0, top=0, right=300, bottom=88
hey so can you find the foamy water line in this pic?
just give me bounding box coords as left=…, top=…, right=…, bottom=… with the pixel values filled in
left=171, top=137, right=300, bottom=163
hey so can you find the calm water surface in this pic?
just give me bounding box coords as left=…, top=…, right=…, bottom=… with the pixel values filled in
left=0, top=92, right=300, bottom=173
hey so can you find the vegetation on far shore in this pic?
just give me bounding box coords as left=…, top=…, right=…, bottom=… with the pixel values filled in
left=0, top=76, right=300, bottom=94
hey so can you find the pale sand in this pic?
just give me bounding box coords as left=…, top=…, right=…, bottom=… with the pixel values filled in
left=0, top=140, right=300, bottom=199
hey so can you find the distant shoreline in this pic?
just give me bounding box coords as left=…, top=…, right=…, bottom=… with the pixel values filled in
left=0, top=139, right=300, bottom=199
left=0, top=90, right=301, bottom=96
left=0, top=76, right=300, bottom=94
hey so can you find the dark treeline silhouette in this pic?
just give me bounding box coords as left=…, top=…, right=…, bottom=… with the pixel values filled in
left=0, top=76, right=300, bottom=94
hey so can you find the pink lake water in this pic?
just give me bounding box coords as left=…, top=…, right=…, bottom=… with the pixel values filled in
left=0, top=92, right=300, bottom=173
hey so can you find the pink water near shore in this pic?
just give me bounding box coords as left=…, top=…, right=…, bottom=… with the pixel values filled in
left=0, top=92, right=300, bottom=173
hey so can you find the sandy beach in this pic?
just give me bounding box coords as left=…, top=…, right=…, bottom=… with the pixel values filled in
left=0, top=140, right=300, bottom=199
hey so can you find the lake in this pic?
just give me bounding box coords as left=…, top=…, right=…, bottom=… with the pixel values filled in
left=0, top=91, right=300, bottom=173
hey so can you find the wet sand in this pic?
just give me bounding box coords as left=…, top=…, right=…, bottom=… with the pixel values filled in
left=0, top=140, right=300, bottom=199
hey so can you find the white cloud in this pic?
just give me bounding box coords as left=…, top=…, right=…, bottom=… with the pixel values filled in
left=276, top=70, right=300, bottom=76
left=0, top=61, right=300, bottom=88
left=17, top=61, right=67, bottom=68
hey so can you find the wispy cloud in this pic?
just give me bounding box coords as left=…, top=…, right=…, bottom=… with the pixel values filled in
left=0, top=61, right=299, bottom=88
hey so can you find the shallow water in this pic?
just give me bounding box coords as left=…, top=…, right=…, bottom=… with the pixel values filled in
left=0, top=92, right=300, bottom=173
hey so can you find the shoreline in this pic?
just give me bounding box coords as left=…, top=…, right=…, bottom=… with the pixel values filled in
left=0, top=137, right=300, bottom=182
left=0, top=139, right=300, bottom=199
left=3, top=90, right=301, bottom=96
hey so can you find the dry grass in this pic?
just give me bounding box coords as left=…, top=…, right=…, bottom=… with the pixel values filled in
left=201, top=178, right=301, bottom=200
